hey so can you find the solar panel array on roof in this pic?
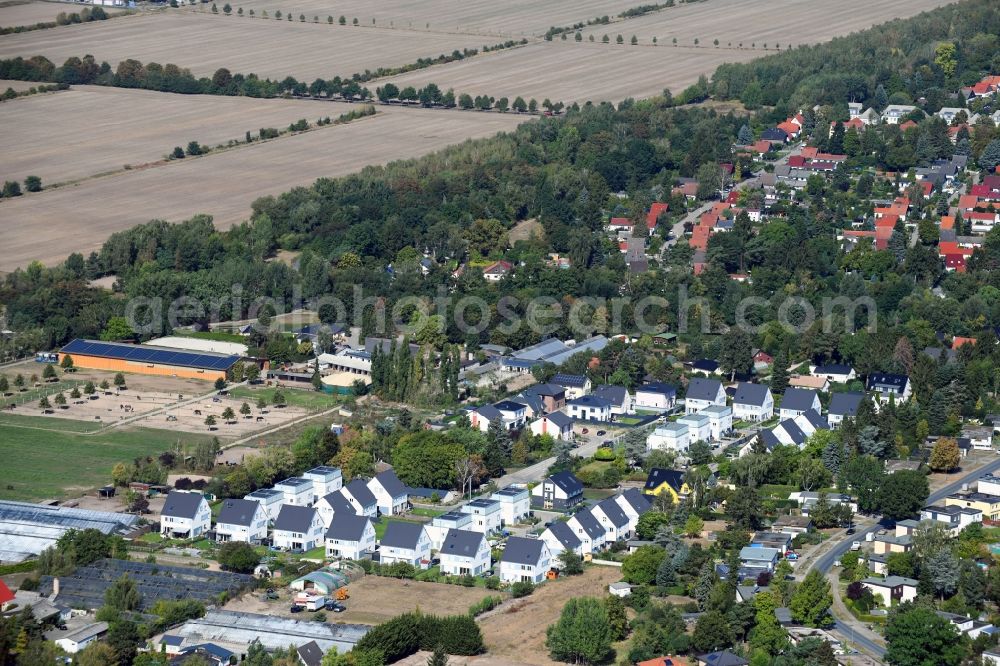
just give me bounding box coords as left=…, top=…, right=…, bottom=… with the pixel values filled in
left=60, top=339, right=239, bottom=371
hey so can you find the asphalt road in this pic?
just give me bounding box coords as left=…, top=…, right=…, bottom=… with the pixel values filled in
left=492, top=427, right=616, bottom=487
left=813, top=455, right=1000, bottom=658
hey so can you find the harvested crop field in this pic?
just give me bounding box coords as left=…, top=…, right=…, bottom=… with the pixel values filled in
left=479, top=566, right=622, bottom=665
left=580, top=0, right=956, bottom=47
left=0, top=0, right=98, bottom=27
left=380, top=41, right=761, bottom=104
left=0, top=12, right=486, bottom=81
left=0, top=105, right=526, bottom=272
left=186, top=0, right=642, bottom=37
left=379, top=0, right=958, bottom=105
left=0, top=85, right=339, bottom=185
left=0, top=77, right=47, bottom=91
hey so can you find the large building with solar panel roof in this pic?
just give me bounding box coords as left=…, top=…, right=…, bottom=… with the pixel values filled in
left=59, top=338, right=241, bottom=382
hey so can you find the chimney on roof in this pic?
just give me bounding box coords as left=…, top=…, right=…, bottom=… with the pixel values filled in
left=52, top=577, right=59, bottom=599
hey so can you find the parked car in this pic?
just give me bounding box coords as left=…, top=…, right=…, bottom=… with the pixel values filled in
left=290, top=605, right=303, bottom=613
left=596, top=430, right=606, bottom=436
left=785, top=552, right=799, bottom=561
left=850, top=541, right=861, bottom=551
left=325, top=601, right=345, bottom=612
left=602, top=440, right=613, bottom=446
left=581, top=428, right=589, bottom=434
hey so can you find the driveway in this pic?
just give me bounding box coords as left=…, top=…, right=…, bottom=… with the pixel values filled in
left=808, top=455, right=1000, bottom=658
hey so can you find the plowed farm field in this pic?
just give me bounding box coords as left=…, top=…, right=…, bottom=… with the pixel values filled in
left=377, top=0, right=957, bottom=105
left=0, top=85, right=345, bottom=185
left=0, top=104, right=526, bottom=272
left=0, top=11, right=486, bottom=80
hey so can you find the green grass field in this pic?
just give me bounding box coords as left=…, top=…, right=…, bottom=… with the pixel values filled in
left=228, top=386, right=335, bottom=411
left=0, top=423, right=215, bottom=501
left=0, top=412, right=103, bottom=433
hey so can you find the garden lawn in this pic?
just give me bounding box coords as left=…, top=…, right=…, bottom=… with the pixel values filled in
left=227, top=386, right=335, bottom=411
left=0, top=423, right=214, bottom=501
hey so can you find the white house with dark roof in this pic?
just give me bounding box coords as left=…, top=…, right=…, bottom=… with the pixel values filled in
left=274, top=477, right=315, bottom=507
left=341, top=479, right=378, bottom=517
left=160, top=491, right=211, bottom=539
left=439, top=528, right=490, bottom=576
left=812, top=364, right=856, bottom=384
left=314, top=490, right=358, bottom=528
left=243, top=488, right=284, bottom=522
left=701, top=404, right=733, bottom=440
left=685, top=378, right=727, bottom=414
left=272, top=505, right=324, bottom=551
left=302, top=466, right=343, bottom=504
left=593, top=385, right=633, bottom=415
left=214, top=498, right=268, bottom=543
left=426, top=510, right=473, bottom=550
left=529, top=411, right=574, bottom=441
left=592, top=498, right=632, bottom=541
left=493, top=400, right=527, bottom=429
left=633, top=382, right=677, bottom=413
left=379, top=521, right=431, bottom=568
left=566, top=394, right=611, bottom=421
left=367, top=470, right=409, bottom=516
left=499, top=536, right=552, bottom=583
left=468, top=404, right=503, bottom=432
left=867, top=373, right=911, bottom=402
left=615, top=488, right=652, bottom=532
left=827, top=392, right=864, bottom=428
left=551, top=373, right=591, bottom=399
left=566, top=508, right=608, bottom=554
left=778, top=388, right=821, bottom=420
left=921, top=504, right=982, bottom=536
left=491, top=486, right=530, bottom=526
left=461, top=498, right=503, bottom=534
left=541, top=520, right=584, bottom=557
left=531, top=471, right=584, bottom=510
left=863, top=576, right=918, bottom=606
left=324, top=513, right=375, bottom=560
left=732, top=383, right=774, bottom=422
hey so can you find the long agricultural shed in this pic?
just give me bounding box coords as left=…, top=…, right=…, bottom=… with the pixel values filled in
left=0, top=500, right=138, bottom=563
left=59, top=339, right=240, bottom=381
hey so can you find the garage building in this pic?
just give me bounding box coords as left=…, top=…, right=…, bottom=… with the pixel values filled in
left=59, top=339, right=240, bottom=382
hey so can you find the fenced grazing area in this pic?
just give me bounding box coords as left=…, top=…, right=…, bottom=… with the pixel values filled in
left=0, top=105, right=525, bottom=272
left=0, top=85, right=343, bottom=186
left=0, top=12, right=487, bottom=81
left=0, top=422, right=214, bottom=501
left=39, top=558, right=254, bottom=610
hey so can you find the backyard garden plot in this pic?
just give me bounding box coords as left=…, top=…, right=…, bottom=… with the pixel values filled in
left=39, top=558, right=254, bottom=610
left=0, top=105, right=525, bottom=272
left=579, top=0, right=956, bottom=47
left=0, top=85, right=336, bottom=186
left=182, top=0, right=643, bottom=37
left=0, top=11, right=486, bottom=81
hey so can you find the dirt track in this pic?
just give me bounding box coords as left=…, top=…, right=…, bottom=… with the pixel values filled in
left=478, top=566, right=622, bottom=665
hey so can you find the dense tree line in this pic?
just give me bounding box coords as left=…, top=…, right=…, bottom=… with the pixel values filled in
left=711, top=0, right=1000, bottom=111
left=0, top=5, right=109, bottom=35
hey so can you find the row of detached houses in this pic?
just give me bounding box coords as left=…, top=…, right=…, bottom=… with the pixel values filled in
left=160, top=467, right=410, bottom=546
left=467, top=376, right=681, bottom=441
